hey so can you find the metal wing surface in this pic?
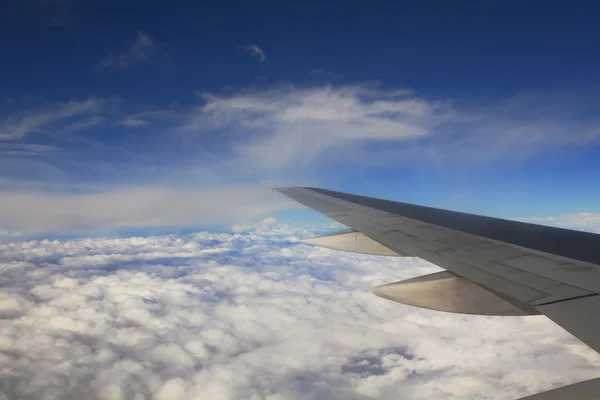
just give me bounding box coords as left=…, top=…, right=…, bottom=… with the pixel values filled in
left=274, top=187, right=600, bottom=398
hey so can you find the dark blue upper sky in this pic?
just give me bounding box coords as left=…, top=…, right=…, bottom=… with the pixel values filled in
left=3, top=0, right=599, bottom=102
left=1, top=0, right=600, bottom=234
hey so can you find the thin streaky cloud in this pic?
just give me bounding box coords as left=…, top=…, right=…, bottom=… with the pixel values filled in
left=0, top=98, right=104, bottom=140
left=120, top=118, right=150, bottom=127
left=184, top=85, right=440, bottom=171
left=102, top=32, right=156, bottom=68
left=0, top=143, right=57, bottom=156
left=62, top=116, right=104, bottom=133
left=119, top=110, right=177, bottom=128
left=183, top=84, right=600, bottom=172
left=243, top=44, right=266, bottom=62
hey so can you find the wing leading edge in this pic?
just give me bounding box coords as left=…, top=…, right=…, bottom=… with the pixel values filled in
left=273, top=187, right=600, bottom=399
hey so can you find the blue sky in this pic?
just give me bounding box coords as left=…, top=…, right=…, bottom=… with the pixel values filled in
left=2, top=0, right=600, bottom=235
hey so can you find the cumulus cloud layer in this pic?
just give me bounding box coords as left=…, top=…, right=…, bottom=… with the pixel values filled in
left=0, top=221, right=598, bottom=399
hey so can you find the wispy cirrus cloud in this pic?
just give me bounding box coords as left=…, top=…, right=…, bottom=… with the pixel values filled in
left=0, top=98, right=104, bottom=140
left=187, top=84, right=447, bottom=170
left=62, top=115, right=104, bottom=133
left=184, top=84, right=600, bottom=172
left=120, top=117, right=150, bottom=127
left=0, top=143, right=56, bottom=156
left=102, top=32, right=157, bottom=68
left=119, top=110, right=177, bottom=128
left=242, top=44, right=266, bottom=62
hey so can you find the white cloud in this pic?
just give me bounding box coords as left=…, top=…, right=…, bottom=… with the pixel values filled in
left=102, top=32, right=157, bottom=68
left=0, top=291, right=33, bottom=318
left=0, top=98, right=103, bottom=140
left=0, top=143, right=56, bottom=156
left=0, top=227, right=598, bottom=399
left=119, top=110, right=177, bottom=128
left=120, top=117, right=149, bottom=127
left=231, top=217, right=313, bottom=236
left=412, top=88, right=600, bottom=164
left=62, top=115, right=104, bottom=133
left=183, top=84, right=600, bottom=172
left=242, top=44, right=266, bottom=62
left=519, top=212, right=600, bottom=233
left=187, top=85, right=439, bottom=170
left=0, top=186, right=297, bottom=233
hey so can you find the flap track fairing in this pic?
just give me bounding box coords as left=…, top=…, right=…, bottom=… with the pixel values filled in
left=373, top=271, right=540, bottom=316
left=301, top=229, right=410, bottom=256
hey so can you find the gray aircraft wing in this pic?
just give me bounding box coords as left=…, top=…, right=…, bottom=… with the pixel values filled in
left=273, top=187, right=600, bottom=399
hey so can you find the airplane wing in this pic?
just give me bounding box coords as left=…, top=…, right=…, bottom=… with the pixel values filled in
left=273, top=187, right=600, bottom=399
